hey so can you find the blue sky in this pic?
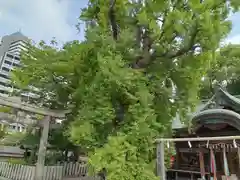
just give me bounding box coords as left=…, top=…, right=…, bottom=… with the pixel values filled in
left=0, top=0, right=88, bottom=43
left=0, top=0, right=240, bottom=44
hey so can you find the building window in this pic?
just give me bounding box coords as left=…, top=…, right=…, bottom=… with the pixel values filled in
left=15, top=57, right=20, bottom=61
left=13, top=63, right=20, bottom=67
left=0, top=81, right=12, bottom=88
left=8, top=47, right=20, bottom=52
left=0, top=81, right=6, bottom=87
left=3, top=61, right=20, bottom=68
left=6, top=53, right=13, bottom=59
left=4, top=60, right=12, bottom=65
left=2, top=67, right=10, bottom=72
left=0, top=81, right=13, bottom=88
left=9, top=48, right=21, bottom=53
left=10, top=40, right=27, bottom=46
left=0, top=90, right=8, bottom=94
left=0, top=73, right=9, bottom=79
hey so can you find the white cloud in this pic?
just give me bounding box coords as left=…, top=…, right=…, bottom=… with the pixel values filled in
left=224, top=35, right=240, bottom=45
left=0, top=0, right=78, bottom=42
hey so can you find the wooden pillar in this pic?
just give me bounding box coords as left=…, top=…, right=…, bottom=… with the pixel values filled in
left=228, top=152, right=234, bottom=174
left=35, top=115, right=50, bottom=180
left=157, top=141, right=166, bottom=180
left=175, top=151, right=179, bottom=180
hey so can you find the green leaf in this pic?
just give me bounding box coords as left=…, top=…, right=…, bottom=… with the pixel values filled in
left=12, top=0, right=240, bottom=179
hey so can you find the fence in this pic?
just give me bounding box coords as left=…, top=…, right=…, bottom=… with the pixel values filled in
left=0, top=162, right=97, bottom=180
left=62, top=162, right=88, bottom=177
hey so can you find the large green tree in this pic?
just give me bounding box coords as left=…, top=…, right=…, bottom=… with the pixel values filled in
left=199, top=44, right=240, bottom=98
left=12, top=0, right=240, bottom=179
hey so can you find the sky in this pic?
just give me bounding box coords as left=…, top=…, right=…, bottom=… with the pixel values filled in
left=0, top=0, right=240, bottom=44
left=0, top=0, right=88, bottom=43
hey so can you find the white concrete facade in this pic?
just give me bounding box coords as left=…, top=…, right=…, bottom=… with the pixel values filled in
left=0, top=32, right=29, bottom=95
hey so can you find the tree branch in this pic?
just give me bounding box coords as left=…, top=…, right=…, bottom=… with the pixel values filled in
left=136, top=24, right=142, bottom=48
left=109, top=0, right=118, bottom=40
left=136, top=27, right=152, bottom=68
left=159, top=1, right=180, bottom=41
left=166, top=22, right=199, bottom=58
left=152, top=18, right=199, bottom=61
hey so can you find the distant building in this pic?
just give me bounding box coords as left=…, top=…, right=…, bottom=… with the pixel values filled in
left=7, top=122, right=26, bottom=133
left=0, top=32, right=28, bottom=95
left=0, top=111, right=34, bottom=134
left=0, top=32, right=37, bottom=100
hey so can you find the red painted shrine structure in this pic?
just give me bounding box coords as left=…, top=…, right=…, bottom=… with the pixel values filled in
left=168, top=88, right=240, bottom=179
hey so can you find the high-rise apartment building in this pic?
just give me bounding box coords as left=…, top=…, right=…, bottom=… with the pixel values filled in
left=0, top=32, right=29, bottom=96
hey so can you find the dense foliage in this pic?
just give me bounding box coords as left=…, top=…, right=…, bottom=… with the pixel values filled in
left=199, top=44, right=240, bottom=98
left=12, top=0, right=240, bottom=179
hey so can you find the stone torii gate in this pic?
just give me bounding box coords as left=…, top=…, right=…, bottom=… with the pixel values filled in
left=0, top=96, right=70, bottom=180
